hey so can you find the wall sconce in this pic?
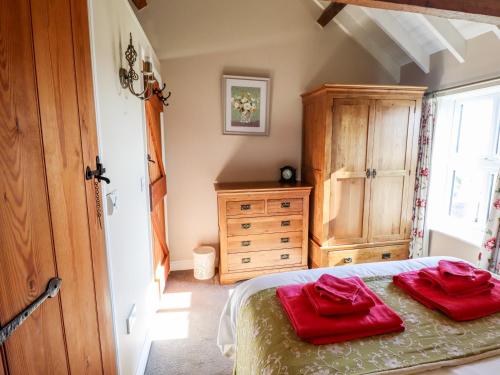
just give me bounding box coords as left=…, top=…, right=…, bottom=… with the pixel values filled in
left=119, top=33, right=171, bottom=106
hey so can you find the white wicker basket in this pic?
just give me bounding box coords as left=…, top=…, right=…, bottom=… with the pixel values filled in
left=193, top=246, right=216, bottom=280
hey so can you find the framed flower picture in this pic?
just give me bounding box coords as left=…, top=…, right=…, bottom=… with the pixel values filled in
left=222, top=75, right=271, bottom=135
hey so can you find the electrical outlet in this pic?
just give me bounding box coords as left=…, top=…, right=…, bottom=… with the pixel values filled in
left=126, top=304, right=137, bottom=334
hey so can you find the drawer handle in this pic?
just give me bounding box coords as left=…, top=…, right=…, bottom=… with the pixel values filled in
left=281, top=201, right=291, bottom=208
left=240, top=204, right=251, bottom=211
left=281, top=254, right=290, bottom=260
left=241, top=223, right=251, bottom=229
left=343, top=257, right=352, bottom=264
left=382, top=252, right=391, bottom=260
left=241, top=257, right=251, bottom=264
left=280, top=237, right=290, bottom=243
left=281, top=220, right=290, bottom=227
left=241, top=240, right=251, bottom=247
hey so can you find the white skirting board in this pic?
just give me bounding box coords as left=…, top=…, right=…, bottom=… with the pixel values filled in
left=170, top=259, right=194, bottom=271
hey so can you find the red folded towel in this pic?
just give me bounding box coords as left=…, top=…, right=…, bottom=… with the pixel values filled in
left=314, top=274, right=361, bottom=302
left=419, top=267, right=493, bottom=296
left=276, top=283, right=404, bottom=344
left=303, top=278, right=375, bottom=316
left=394, top=271, right=500, bottom=321
left=438, top=260, right=477, bottom=278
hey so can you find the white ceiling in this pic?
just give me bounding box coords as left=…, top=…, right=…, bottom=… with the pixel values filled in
left=315, top=0, right=500, bottom=81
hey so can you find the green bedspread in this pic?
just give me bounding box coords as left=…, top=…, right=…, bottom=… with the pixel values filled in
left=235, top=276, right=500, bottom=375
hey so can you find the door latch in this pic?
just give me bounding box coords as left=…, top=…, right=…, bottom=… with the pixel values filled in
left=85, top=156, right=110, bottom=184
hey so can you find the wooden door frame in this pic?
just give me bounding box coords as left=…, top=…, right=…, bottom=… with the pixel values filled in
left=71, top=0, right=117, bottom=372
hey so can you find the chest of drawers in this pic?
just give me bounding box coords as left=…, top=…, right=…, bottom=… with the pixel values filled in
left=215, top=182, right=312, bottom=284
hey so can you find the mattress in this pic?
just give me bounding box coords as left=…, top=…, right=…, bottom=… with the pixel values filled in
left=217, top=256, right=500, bottom=374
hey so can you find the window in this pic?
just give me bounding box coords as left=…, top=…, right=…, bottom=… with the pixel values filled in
left=428, top=86, right=500, bottom=245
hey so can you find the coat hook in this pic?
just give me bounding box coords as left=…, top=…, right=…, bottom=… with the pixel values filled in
left=153, top=83, right=172, bottom=107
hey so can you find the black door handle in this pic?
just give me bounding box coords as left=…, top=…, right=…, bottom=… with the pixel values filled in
left=86, top=156, right=111, bottom=184
left=0, top=278, right=62, bottom=345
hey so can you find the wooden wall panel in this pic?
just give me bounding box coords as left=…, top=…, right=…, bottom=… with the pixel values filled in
left=30, top=0, right=104, bottom=372
left=0, top=0, right=69, bottom=373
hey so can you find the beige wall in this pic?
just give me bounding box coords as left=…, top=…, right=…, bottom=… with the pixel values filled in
left=159, top=10, right=396, bottom=266
left=400, top=32, right=500, bottom=91
left=429, top=230, right=478, bottom=264
left=89, top=0, right=160, bottom=373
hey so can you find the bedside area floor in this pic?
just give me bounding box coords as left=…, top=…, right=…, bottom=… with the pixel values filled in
left=145, top=271, right=235, bottom=375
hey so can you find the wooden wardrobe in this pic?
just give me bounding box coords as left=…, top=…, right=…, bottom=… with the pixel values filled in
left=301, top=84, right=426, bottom=268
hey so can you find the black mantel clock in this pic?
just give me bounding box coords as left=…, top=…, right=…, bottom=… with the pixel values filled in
left=280, top=166, right=297, bottom=184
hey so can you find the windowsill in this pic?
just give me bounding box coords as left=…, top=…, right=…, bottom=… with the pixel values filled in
left=428, top=224, right=484, bottom=248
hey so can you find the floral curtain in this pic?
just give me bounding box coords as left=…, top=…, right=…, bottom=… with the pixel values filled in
left=478, top=173, right=500, bottom=274
left=409, top=96, right=437, bottom=258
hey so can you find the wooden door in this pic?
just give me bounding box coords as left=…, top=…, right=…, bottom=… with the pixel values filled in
left=329, top=99, right=373, bottom=245
left=368, top=99, right=417, bottom=242
left=0, top=0, right=116, bottom=374
left=145, top=87, right=170, bottom=292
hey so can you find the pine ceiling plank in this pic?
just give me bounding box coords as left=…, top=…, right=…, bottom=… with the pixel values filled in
left=362, top=7, right=431, bottom=73
left=335, top=6, right=402, bottom=81
left=329, top=0, right=500, bottom=25
left=317, top=2, right=347, bottom=27
left=417, top=14, right=466, bottom=63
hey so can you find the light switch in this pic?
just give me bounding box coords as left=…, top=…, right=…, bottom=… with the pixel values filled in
left=106, top=189, right=119, bottom=215
left=126, top=304, right=137, bottom=334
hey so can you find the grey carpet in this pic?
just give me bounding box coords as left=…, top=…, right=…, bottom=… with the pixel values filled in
left=144, top=270, right=235, bottom=375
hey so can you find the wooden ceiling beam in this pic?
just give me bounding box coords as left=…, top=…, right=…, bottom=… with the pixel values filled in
left=131, top=0, right=147, bottom=10
left=329, top=0, right=500, bottom=25
left=317, top=2, right=347, bottom=27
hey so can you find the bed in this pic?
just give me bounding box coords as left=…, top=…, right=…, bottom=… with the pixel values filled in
left=217, top=256, right=500, bottom=374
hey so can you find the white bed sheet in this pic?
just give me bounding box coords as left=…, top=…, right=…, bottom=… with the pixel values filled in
left=217, top=256, right=500, bottom=374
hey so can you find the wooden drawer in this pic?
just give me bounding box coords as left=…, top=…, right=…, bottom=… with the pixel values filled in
left=227, top=215, right=303, bottom=236
left=327, top=245, right=408, bottom=267
left=267, top=198, right=303, bottom=214
left=227, top=232, right=302, bottom=253
left=226, top=200, right=265, bottom=217
left=228, top=248, right=302, bottom=272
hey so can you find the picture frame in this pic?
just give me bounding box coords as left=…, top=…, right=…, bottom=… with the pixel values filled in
left=222, top=75, right=271, bottom=135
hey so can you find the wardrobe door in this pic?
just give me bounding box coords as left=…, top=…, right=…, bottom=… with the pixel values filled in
left=368, top=99, right=416, bottom=242
left=329, top=99, right=373, bottom=245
